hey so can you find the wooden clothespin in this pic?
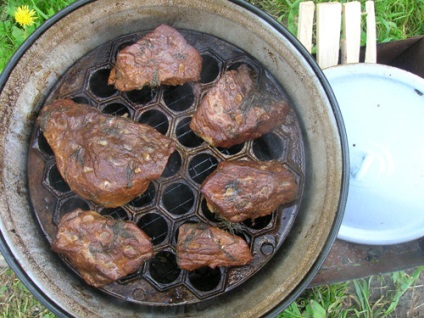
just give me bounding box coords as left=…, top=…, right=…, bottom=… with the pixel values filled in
left=297, top=1, right=377, bottom=67
left=341, top=1, right=361, bottom=64
left=297, top=1, right=315, bottom=53
left=316, top=2, right=342, bottom=69
left=365, top=1, right=377, bottom=63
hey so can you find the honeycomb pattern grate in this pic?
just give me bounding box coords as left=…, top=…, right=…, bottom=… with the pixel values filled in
left=28, top=29, right=305, bottom=305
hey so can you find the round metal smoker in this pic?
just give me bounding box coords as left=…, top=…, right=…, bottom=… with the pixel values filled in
left=0, top=0, right=348, bottom=317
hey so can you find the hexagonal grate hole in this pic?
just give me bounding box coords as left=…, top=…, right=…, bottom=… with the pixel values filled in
left=100, top=207, right=129, bottom=220
left=162, top=182, right=195, bottom=216
left=117, top=269, right=143, bottom=284
left=188, top=266, right=222, bottom=292
left=89, top=68, right=117, bottom=98
left=59, top=197, right=90, bottom=214
left=227, top=62, right=258, bottom=75
left=176, top=117, right=204, bottom=148
left=201, top=198, right=219, bottom=223
left=126, top=86, right=157, bottom=105
left=163, top=83, right=194, bottom=112
left=37, top=130, right=53, bottom=156
left=149, top=251, right=181, bottom=284
left=252, top=132, right=284, bottom=161
left=54, top=197, right=90, bottom=225
left=71, top=96, right=91, bottom=105
left=243, top=214, right=273, bottom=230
left=137, top=213, right=168, bottom=245
left=217, top=143, right=245, bottom=156
left=188, top=153, right=218, bottom=184
left=101, top=102, right=131, bottom=117
left=200, top=54, right=220, bottom=84
left=47, top=164, right=70, bottom=193
left=113, top=40, right=138, bottom=59
left=161, top=150, right=182, bottom=178
left=138, top=109, right=169, bottom=135
left=128, top=182, right=156, bottom=208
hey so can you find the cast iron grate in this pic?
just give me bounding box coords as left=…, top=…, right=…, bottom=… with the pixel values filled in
left=28, top=28, right=305, bottom=305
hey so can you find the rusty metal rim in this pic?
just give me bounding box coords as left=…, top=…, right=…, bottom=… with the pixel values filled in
left=0, top=0, right=349, bottom=316
left=0, top=3, right=95, bottom=317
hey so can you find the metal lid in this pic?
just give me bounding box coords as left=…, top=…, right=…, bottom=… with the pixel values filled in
left=325, top=63, right=424, bottom=245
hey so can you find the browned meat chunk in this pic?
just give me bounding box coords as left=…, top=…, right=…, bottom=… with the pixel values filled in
left=108, top=24, right=202, bottom=91
left=51, top=209, right=153, bottom=287
left=176, top=223, right=252, bottom=271
left=201, top=160, right=298, bottom=223
left=190, top=64, right=291, bottom=148
left=38, top=99, right=175, bottom=207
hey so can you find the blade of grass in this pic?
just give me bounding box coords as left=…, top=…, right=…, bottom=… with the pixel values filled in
left=30, top=0, right=49, bottom=20
left=286, top=0, right=303, bottom=35
left=352, top=277, right=376, bottom=318
left=310, top=299, right=326, bottom=318
left=383, top=266, right=424, bottom=317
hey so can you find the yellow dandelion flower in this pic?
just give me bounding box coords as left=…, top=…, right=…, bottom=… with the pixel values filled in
left=14, top=5, right=37, bottom=28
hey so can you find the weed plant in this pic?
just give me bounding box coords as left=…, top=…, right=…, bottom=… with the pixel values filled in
left=0, top=0, right=76, bottom=72
left=1, top=0, right=423, bottom=72
left=247, top=0, right=424, bottom=50
left=279, top=267, right=424, bottom=318
left=0, top=0, right=424, bottom=317
left=0, top=267, right=55, bottom=318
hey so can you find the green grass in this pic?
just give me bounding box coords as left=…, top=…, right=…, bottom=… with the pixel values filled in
left=0, top=267, right=55, bottom=318
left=0, top=0, right=76, bottom=72
left=247, top=0, right=424, bottom=44
left=0, top=0, right=424, bottom=317
left=1, top=259, right=422, bottom=317
left=279, top=267, right=424, bottom=318
left=1, top=0, right=423, bottom=72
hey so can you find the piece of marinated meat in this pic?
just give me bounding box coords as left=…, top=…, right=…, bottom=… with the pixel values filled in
left=190, top=64, right=291, bottom=148
left=176, top=223, right=252, bottom=271
left=201, top=160, right=298, bottom=223
left=108, top=24, right=202, bottom=91
left=38, top=99, right=175, bottom=207
left=51, top=209, right=153, bottom=287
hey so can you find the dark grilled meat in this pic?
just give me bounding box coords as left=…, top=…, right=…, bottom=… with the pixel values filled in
left=176, top=223, right=252, bottom=271
left=38, top=99, right=175, bottom=207
left=190, top=64, right=291, bottom=147
left=201, top=160, right=298, bottom=223
left=52, top=209, right=153, bottom=287
left=108, top=24, right=202, bottom=91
